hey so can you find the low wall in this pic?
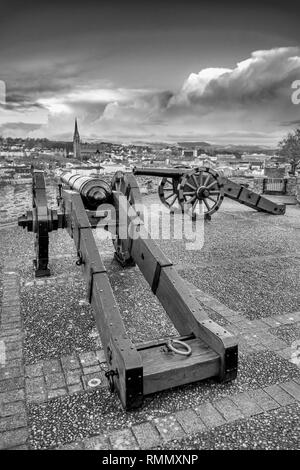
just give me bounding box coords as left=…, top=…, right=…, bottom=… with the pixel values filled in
left=253, top=176, right=300, bottom=203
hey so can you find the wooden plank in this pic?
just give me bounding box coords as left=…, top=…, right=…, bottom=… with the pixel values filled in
left=131, top=234, right=173, bottom=290
left=136, top=334, right=194, bottom=351
left=256, top=196, right=285, bottom=214
left=155, top=266, right=238, bottom=380
left=238, top=187, right=260, bottom=205
left=64, top=190, right=143, bottom=409
left=223, top=180, right=242, bottom=199
left=141, top=338, right=220, bottom=395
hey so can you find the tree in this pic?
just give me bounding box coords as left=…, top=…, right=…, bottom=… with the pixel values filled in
left=278, top=128, right=300, bottom=175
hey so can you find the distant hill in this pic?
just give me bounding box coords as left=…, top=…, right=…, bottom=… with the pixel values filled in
left=178, top=141, right=212, bottom=148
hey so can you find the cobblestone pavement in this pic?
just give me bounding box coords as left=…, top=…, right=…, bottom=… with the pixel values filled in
left=0, top=197, right=299, bottom=449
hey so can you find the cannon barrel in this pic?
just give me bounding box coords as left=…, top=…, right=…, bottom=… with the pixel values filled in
left=61, top=172, right=111, bottom=209
left=133, top=167, right=189, bottom=178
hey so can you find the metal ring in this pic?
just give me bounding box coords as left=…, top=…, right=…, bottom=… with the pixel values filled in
left=167, top=339, right=192, bottom=356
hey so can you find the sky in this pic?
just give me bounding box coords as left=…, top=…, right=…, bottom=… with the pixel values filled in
left=0, top=0, right=299, bottom=145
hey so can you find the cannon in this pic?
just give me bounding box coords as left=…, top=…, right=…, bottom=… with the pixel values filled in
left=133, top=166, right=286, bottom=220
left=18, top=169, right=238, bottom=410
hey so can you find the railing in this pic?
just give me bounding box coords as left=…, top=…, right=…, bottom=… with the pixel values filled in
left=263, top=178, right=287, bottom=194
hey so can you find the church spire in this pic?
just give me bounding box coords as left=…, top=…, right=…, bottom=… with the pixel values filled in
left=74, top=117, right=79, bottom=136
left=73, top=118, right=81, bottom=161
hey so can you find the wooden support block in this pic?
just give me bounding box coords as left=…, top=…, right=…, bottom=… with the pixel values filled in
left=238, top=187, right=260, bottom=205
left=140, top=337, right=220, bottom=395
left=256, top=196, right=285, bottom=214
left=223, top=180, right=243, bottom=199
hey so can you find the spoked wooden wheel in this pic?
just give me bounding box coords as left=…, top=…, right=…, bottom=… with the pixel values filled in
left=158, top=177, right=182, bottom=213
left=178, top=167, right=224, bottom=219
left=111, top=171, right=144, bottom=266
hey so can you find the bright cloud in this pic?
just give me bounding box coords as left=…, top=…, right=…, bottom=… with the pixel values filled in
left=2, top=46, right=300, bottom=144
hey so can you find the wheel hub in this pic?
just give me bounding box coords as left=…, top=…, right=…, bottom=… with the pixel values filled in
left=196, top=186, right=209, bottom=199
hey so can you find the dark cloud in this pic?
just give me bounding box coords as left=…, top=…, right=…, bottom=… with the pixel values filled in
left=281, top=119, right=300, bottom=127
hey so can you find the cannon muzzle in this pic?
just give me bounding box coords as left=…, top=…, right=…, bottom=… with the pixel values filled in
left=61, top=172, right=112, bottom=209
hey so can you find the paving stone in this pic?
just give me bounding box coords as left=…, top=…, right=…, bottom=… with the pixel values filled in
left=261, top=317, right=283, bottom=327
left=0, top=401, right=26, bottom=418
left=26, top=392, right=47, bottom=403
left=44, top=373, right=66, bottom=390
left=256, top=331, right=279, bottom=346
left=43, top=359, right=63, bottom=375
left=294, top=376, right=300, bottom=385
left=57, top=441, right=84, bottom=450
left=132, top=422, right=161, bottom=449
left=277, top=347, right=293, bottom=360
left=264, top=384, right=296, bottom=406
left=25, top=377, right=45, bottom=395
left=0, top=413, right=27, bottom=432
left=65, top=370, right=81, bottom=385
left=0, top=335, right=23, bottom=344
left=0, top=428, right=28, bottom=449
left=47, top=388, right=67, bottom=400
left=82, top=365, right=102, bottom=375
left=251, top=343, right=268, bottom=352
left=0, top=366, right=24, bottom=381
left=194, top=402, right=226, bottom=428
left=84, top=434, right=110, bottom=450
left=25, top=363, right=43, bottom=378
left=175, top=408, right=207, bottom=434
left=79, top=351, right=99, bottom=367
left=250, top=319, right=268, bottom=330
left=68, top=383, right=83, bottom=394
left=279, top=381, right=300, bottom=401
left=247, top=389, right=279, bottom=411
left=95, top=350, right=106, bottom=363
left=1, top=306, right=20, bottom=314
left=0, top=377, right=24, bottom=393
left=61, top=354, right=81, bottom=371
left=213, top=398, right=244, bottom=422
left=1, top=342, right=21, bottom=353
left=5, top=358, right=23, bottom=368
left=109, top=428, right=139, bottom=450
left=6, top=349, right=22, bottom=360
left=10, top=444, right=29, bottom=450
left=82, top=372, right=106, bottom=390
left=1, top=322, right=22, bottom=331
left=153, top=415, right=185, bottom=442
left=291, top=312, right=300, bottom=321
left=0, top=329, right=22, bottom=337
left=278, top=314, right=297, bottom=325
left=0, top=389, right=24, bottom=404
left=268, top=340, right=289, bottom=352
left=231, top=392, right=264, bottom=417
left=227, top=314, right=245, bottom=324
left=212, top=306, right=237, bottom=318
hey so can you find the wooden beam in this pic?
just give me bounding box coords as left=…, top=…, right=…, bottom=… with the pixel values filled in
left=63, top=190, right=143, bottom=409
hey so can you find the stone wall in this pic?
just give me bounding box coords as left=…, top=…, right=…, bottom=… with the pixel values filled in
left=252, top=176, right=300, bottom=203
left=252, top=177, right=265, bottom=194
left=264, top=167, right=287, bottom=178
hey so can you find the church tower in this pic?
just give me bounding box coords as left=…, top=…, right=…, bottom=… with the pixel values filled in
left=73, top=118, right=81, bottom=161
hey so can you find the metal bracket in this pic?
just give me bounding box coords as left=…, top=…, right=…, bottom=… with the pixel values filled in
left=105, top=369, right=119, bottom=393
left=87, top=266, right=107, bottom=303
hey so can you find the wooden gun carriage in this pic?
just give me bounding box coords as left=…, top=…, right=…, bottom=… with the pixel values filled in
left=133, top=166, right=286, bottom=220
left=18, top=169, right=240, bottom=409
